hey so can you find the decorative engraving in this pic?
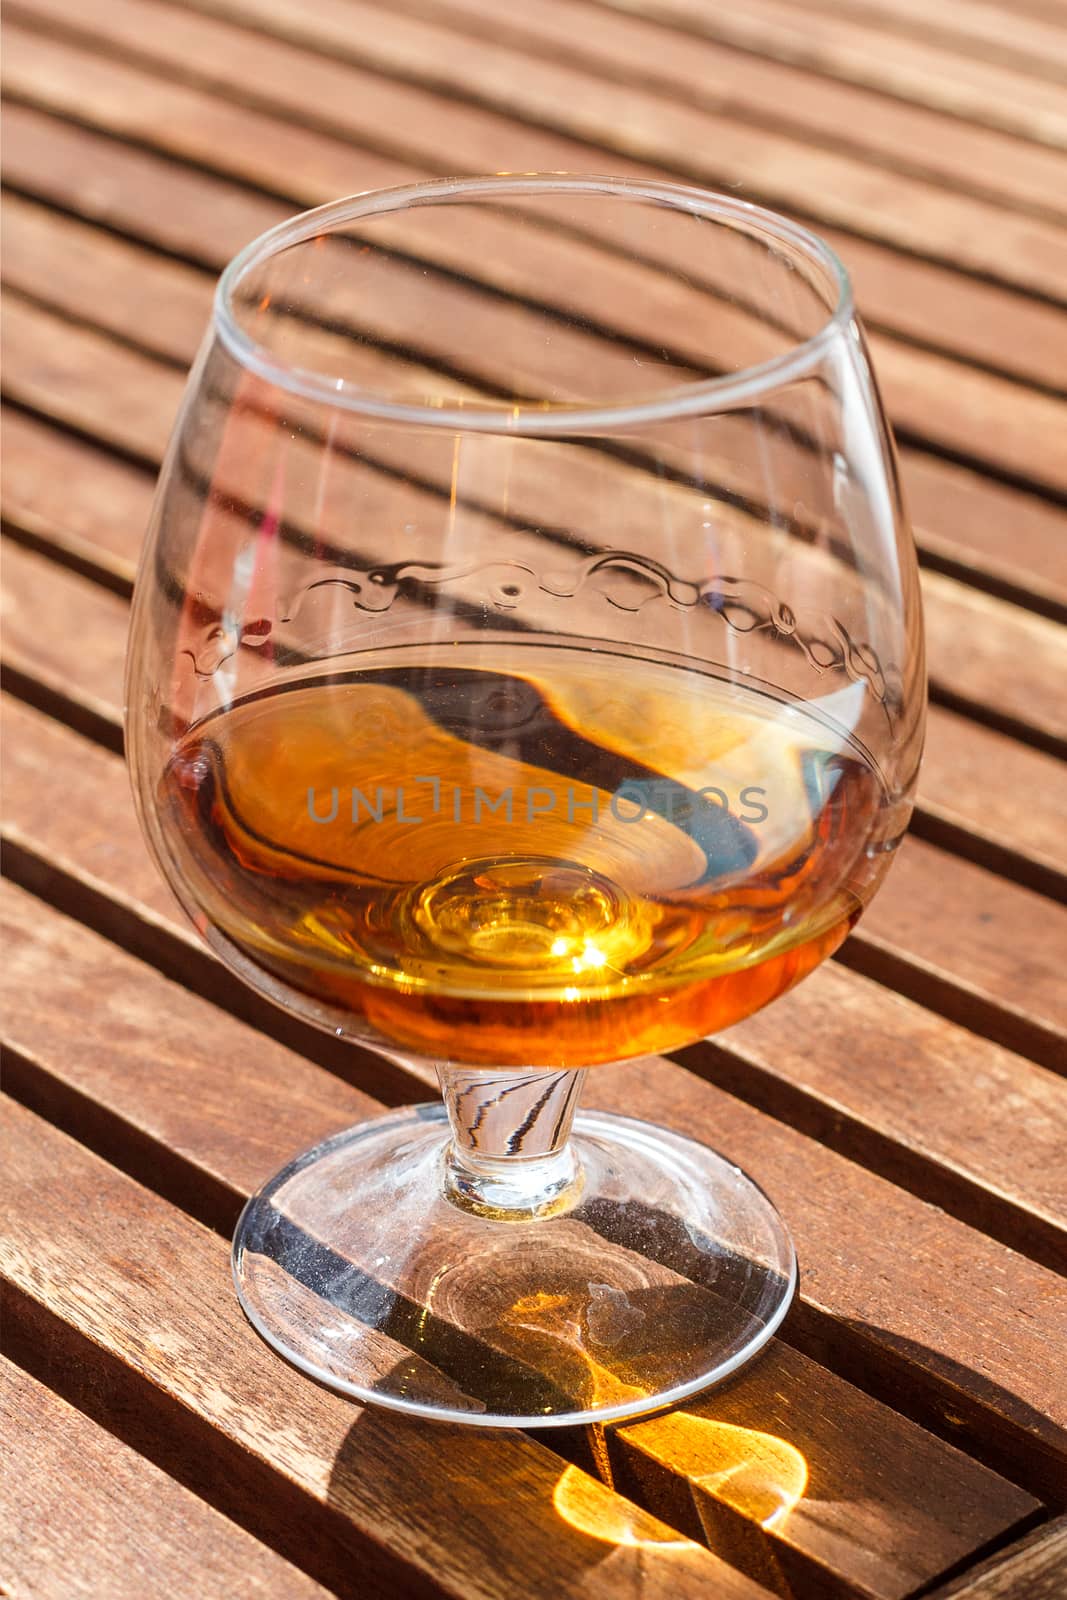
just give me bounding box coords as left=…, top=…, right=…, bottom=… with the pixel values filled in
left=183, top=551, right=896, bottom=713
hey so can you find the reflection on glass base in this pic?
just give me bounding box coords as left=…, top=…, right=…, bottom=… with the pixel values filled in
left=232, top=1106, right=797, bottom=1427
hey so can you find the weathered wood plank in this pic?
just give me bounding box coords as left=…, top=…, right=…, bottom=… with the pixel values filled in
left=682, top=961, right=1067, bottom=1267
left=897, top=453, right=1067, bottom=626
left=9, top=0, right=1067, bottom=479
left=1, top=537, right=129, bottom=750
left=851, top=836, right=1067, bottom=1070
left=0, top=881, right=1045, bottom=1598
left=3, top=697, right=1066, bottom=1502
left=7, top=2, right=1067, bottom=302
left=9, top=169, right=1067, bottom=518
left=928, top=1516, right=1067, bottom=1598
left=612, top=1349, right=1045, bottom=1600
left=0, top=1357, right=335, bottom=1600
left=1, top=1099, right=751, bottom=1600
left=919, top=570, right=1067, bottom=756
left=1, top=408, right=150, bottom=592
left=913, top=706, right=1067, bottom=896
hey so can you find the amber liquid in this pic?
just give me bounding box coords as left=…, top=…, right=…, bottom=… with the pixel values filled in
left=159, top=643, right=887, bottom=1065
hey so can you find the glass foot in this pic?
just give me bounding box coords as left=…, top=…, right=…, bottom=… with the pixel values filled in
left=232, top=1105, right=796, bottom=1426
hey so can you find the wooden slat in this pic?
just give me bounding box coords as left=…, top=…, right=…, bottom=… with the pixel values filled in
left=0, top=1358, right=335, bottom=1600
left=913, top=706, right=1067, bottom=896
left=5, top=266, right=1066, bottom=768
left=0, top=877, right=1044, bottom=1598
left=177, top=0, right=1067, bottom=205
left=1, top=1099, right=753, bottom=1600
left=3, top=0, right=1065, bottom=1589
left=579, top=0, right=1067, bottom=147
left=6, top=115, right=1066, bottom=628
left=0, top=535, right=129, bottom=750
left=3, top=694, right=1066, bottom=1505
left=9, top=150, right=1067, bottom=509
left=0, top=408, right=150, bottom=591
left=918, top=571, right=1067, bottom=756
left=611, top=1352, right=1043, bottom=1600
left=851, top=836, right=1067, bottom=1070
left=896, top=453, right=1067, bottom=626
left=928, top=1516, right=1067, bottom=1599
left=7, top=0, right=1067, bottom=304
left=681, top=964, right=1067, bottom=1266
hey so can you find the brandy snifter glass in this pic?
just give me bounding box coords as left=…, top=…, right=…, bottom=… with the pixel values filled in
left=126, top=175, right=925, bottom=1426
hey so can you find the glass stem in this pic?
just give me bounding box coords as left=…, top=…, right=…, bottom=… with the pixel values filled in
left=437, top=1066, right=586, bottom=1219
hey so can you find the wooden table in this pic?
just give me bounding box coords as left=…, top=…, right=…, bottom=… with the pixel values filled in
left=2, top=0, right=1066, bottom=1595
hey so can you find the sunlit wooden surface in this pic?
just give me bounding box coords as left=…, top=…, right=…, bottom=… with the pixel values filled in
left=2, top=0, right=1066, bottom=1595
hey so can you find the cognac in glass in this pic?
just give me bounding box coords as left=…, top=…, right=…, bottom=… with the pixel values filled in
left=127, top=176, right=925, bottom=1424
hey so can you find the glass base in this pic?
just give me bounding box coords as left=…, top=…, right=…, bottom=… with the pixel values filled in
left=232, top=1105, right=796, bottom=1427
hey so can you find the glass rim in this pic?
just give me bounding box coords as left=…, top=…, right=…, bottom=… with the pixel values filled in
left=214, top=173, right=855, bottom=435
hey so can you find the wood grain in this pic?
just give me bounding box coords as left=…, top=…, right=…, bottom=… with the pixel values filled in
left=681, top=962, right=1067, bottom=1267
left=1, top=408, right=150, bottom=592
left=912, top=706, right=1067, bottom=896
left=1, top=538, right=129, bottom=751
left=928, top=1516, right=1067, bottom=1598
left=3, top=0, right=1066, bottom=1593
left=612, top=1345, right=1043, bottom=1600
left=782, top=0, right=1067, bottom=80
left=8, top=0, right=1067, bottom=472
left=0, top=1357, right=335, bottom=1600
left=850, top=836, right=1067, bottom=1070
left=0, top=881, right=1043, bottom=1598
left=3, top=699, right=1066, bottom=1501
